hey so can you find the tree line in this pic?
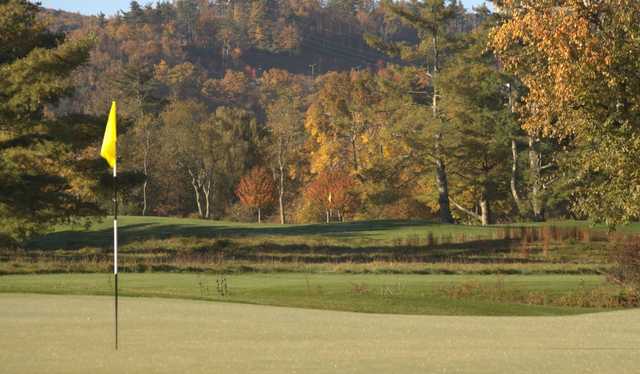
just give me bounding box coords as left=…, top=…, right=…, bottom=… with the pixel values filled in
left=1, top=0, right=638, bottom=243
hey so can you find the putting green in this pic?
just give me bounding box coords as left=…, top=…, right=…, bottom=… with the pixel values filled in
left=1, top=294, right=639, bottom=373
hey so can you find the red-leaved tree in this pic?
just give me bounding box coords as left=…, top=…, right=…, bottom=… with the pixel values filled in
left=236, top=167, right=276, bottom=223
left=305, top=171, right=357, bottom=223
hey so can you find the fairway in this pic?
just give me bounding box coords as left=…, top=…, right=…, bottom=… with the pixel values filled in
left=1, top=293, right=639, bottom=374
left=27, top=216, right=640, bottom=251
left=0, top=273, right=615, bottom=316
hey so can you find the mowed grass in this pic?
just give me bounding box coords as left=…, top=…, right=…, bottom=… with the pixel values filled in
left=2, top=293, right=640, bottom=374
left=28, top=216, right=640, bottom=251
left=28, top=216, right=500, bottom=250
left=0, top=273, right=616, bottom=316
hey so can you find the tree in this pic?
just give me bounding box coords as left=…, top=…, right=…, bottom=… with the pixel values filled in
left=305, top=170, right=357, bottom=223
left=112, top=63, right=161, bottom=216
left=236, top=167, right=276, bottom=223
left=366, top=0, right=462, bottom=223
left=439, top=28, right=513, bottom=225
left=159, top=100, right=211, bottom=218
left=490, top=0, right=640, bottom=225
left=159, top=101, right=256, bottom=218
left=175, top=0, right=199, bottom=44
left=260, top=69, right=308, bottom=224
left=276, top=24, right=301, bottom=52
left=248, top=0, right=276, bottom=51
left=123, top=1, right=145, bottom=25
left=305, top=70, right=380, bottom=175
left=0, top=0, right=101, bottom=243
left=154, top=60, right=202, bottom=100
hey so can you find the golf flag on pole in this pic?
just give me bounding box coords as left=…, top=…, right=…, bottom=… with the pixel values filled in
left=101, top=102, right=117, bottom=169
left=101, top=101, right=119, bottom=350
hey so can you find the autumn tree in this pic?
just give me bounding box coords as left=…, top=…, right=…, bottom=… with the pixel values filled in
left=159, top=100, right=210, bottom=218
left=202, top=69, right=257, bottom=111
left=490, top=0, right=640, bottom=225
left=260, top=69, right=308, bottom=224
left=248, top=0, right=275, bottom=50
left=154, top=60, right=203, bottom=100
left=305, top=70, right=380, bottom=175
left=354, top=65, right=435, bottom=219
left=112, top=63, right=162, bottom=216
left=175, top=0, right=199, bottom=44
left=236, top=166, right=276, bottom=223
left=305, top=170, right=358, bottom=223
left=160, top=101, right=256, bottom=219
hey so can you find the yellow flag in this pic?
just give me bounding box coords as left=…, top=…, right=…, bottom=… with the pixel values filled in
left=101, top=102, right=117, bottom=169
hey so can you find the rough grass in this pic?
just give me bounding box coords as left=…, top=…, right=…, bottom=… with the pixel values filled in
left=0, top=273, right=627, bottom=316
left=4, top=216, right=632, bottom=276
left=2, top=293, right=639, bottom=374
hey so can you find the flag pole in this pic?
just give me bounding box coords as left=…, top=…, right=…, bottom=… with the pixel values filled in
left=113, top=159, right=118, bottom=350
left=100, top=101, right=118, bottom=350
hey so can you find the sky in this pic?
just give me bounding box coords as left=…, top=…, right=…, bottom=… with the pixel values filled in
left=40, top=0, right=491, bottom=16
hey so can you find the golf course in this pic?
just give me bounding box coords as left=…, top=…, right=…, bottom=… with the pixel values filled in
left=3, top=0, right=640, bottom=372
left=2, top=217, right=640, bottom=372
left=2, top=293, right=639, bottom=373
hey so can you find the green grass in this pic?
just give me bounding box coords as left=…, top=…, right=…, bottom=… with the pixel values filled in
left=29, top=216, right=640, bottom=251
left=0, top=272, right=621, bottom=316
left=27, top=216, right=500, bottom=250
left=3, top=294, right=639, bottom=374
left=4, top=215, right=633, bottom=276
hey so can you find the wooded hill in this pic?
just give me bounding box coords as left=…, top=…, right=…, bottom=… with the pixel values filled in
left=2, top=0, right=638, bottom=243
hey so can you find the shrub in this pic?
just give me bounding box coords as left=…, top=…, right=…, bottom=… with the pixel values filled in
left=608, top=241, right=640, bottom=292
left=226, top=202, right=256, bottom=222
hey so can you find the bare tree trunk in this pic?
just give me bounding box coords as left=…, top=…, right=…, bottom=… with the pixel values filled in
left=351, top=134, right=359, bottom=172
left=257, top=207, right=261, bottom=224
left=528, top=136, right=544, bottom=221
left=432, top=34, right=439, bottom=118
left=450, top=197, right=481, bottom=224
left=278, top=143, right=286, bottom=224
left=278, top=171, right=285, bottom=224
left=431, top=33, right=454, bottom=224
left=326, top=209, right=330, bottom=224
left=479, top=198, right=491, bottom=226
left=510, top=138, right=523, bottom=212
left=192, top=183, right=203, bottom=218
left=435, top=157, right=455, bottom=224
left=142, top=179, right=148, bottom=216
left=203, top=178, right=212, bottom=219
left=187, top=168, right=203, bottom=218
left=142, top=130, right=149, bottom=216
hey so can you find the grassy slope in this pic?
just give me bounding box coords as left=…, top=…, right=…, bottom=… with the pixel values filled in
left=6, top=215, right=626, bottom=275
left=30, top=216, right=640, bottom=249
left=2, top=293, right=639, bottom=374
left=28, top=216, right=499, bottom=250
left=0, top=273, right=612, bottom=316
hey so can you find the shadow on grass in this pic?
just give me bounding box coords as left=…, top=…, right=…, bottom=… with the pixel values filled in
left=27, top=219, right=456, bottom=251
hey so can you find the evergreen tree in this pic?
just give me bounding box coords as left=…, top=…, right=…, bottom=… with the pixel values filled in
left=0, top=0, right=101, bottom=243
left=440, top=28, right=513, bottom=225
left=365, top=0, right=462, bottom=223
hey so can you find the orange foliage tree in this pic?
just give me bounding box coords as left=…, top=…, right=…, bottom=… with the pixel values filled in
left=305, top=171, right=358, bottom=223
left=490, top=0, right=640, bottom=224
left=236, top=167, right=276, bottom=223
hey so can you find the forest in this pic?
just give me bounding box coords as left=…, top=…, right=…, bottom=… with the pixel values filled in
left=1, top=0, right=639, bottom=242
